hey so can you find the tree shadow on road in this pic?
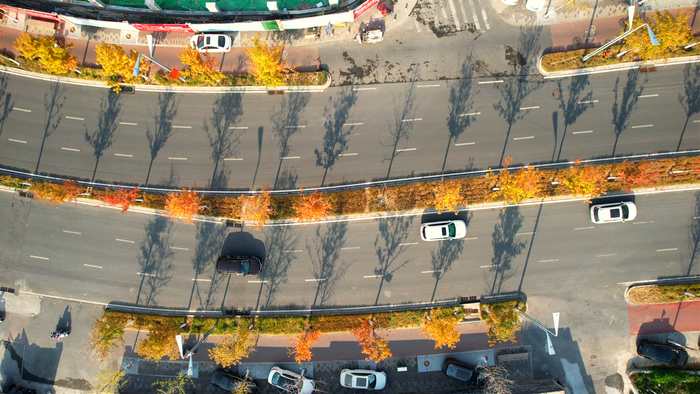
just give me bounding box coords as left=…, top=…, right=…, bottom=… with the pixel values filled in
left=36, top=82, right=66, bottom=174
left=135, top=216, right=175, bottom=307
left=611, top=69, right=645, bottom=157
left=554, top=75, right=594, bottom=162
left=429, top=232, right=466, bottom=302
left=145, top=92, right=180, bottom=187
left=315, top=87, right=358, bottom=186
left=271, top=93, right=311, bottom=190
left=677, top=63, right=700, bottom=151
left=85, top=92, right=122, bottom=182
left=373, top=216, right=414, bottom=305
left=187, top=222, right=228, bottom=311
left=307, top=222, right=352, bottom=308
left=255, top=226, right=298, bottom=310
left=487, top=207, right=525, bottom=295
left=382, top=71, right=419, bottom=180
left=204, top=93, right=245, bottom=190
left=443, top=54, right=478, bottom=173
left=682, top=191, right=700, bottom=277
left=0, top=74, right=14, bottom=141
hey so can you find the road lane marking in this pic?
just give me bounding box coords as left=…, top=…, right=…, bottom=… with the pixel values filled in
left=30, top=255, right=49, bottom=260
left=396, top=148, right=417, bottom=152
left=285, top=125, right=305, bottom=129
left=459, top=112, right=481, bottom=117
left=455, top=142, right=475, bottom=146
left=119, top=122, right=137, bottom=126
left=343, top=123, right=363, bottom=126
left=399, top=242, right=418, bottom=246
left=341, top=247, right=361, bottom=250
left=573, top=130, right=593, bottom=134
left=353, top=87, right=377, bottom=91
left=514, top=136, right=535, bottom=140
left=520, top=106, right=540, bottom=111
left=248, top=280, right=268, bottom=283
left=418, top=84, right=440, bottom=88
left=65, top=116, right=84, bottom=120
left=694, top=120, right=700, bottom=123
left=597, top=253, right=617, bottom=257
left=657, top=248, right=678, bottom=252
left=228, top=126, right=249, bottom=130
left=577, top=100, right=598, bottom=104
left=116, top=239, right=135, bottom=243
left=639, top=94, right=659, bottom=98
left=84, top=264, right=102, bottom=269
left=173, top=125, right=192, bottom=129
left=464, top=237, right=478, bottom=241
left=192, top=278, right=211, bottom=282
left=62, top=147, right=80, bottom=152
left=281, top=156, right=300, bottom=159
left=401, top=118, right=422, bottom=122
left=575, top=226, right=594, bottom=230
left=224, top=157, right=243, bottom=161
left=339, top=153, right=358, bottom=157
left=9, top=138, right=27, bottom=143
left=480, top=265, right=496, bottom=268
left=171, top=246, right=189, bottom=251
left=284, top=249, right=302, bottom=253
left=138, top=272, right=156, bottom=277
left=114, top=153, right=133, bottom=157
left=517, top=232, right=534, bottom=236
left=13, top=107, right=31, bottom=112
left=478, top=80, right=502, bottom=84
left=305, top=278, right=326, bottom=282
left=632, top=221, right=651, bottom=225
left=539, top=259, right=559, bottom=263
left=422, top=270, right=442, bottom=274
left=168, top=157, right=187, bottom=160
left=631, top=124, right=653, bottom=129
left=63, top=230, right=81, bottom=235
left=364, top=275, right=383, bottom=278
left=481, top=8, right=491, bottom=29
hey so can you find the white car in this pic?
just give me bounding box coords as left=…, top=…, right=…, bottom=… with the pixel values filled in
left=590, top=201, right=637, bottom=223
left=525, top=0, right=545, bottom=11
left=420, top=220, right=467, bottom=241
left=189, top=34, right=232, bottom=53
left=501, top=0, right=518, bottom=5
left=268, top=367, right=315, bottom=394
left=340, top=369, right=387, bottom=390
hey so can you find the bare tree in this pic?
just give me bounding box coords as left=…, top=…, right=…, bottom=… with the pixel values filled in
left=477, top=365, right=513, bottom=394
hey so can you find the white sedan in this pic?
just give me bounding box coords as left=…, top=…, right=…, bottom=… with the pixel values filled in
left=340, top=369, right=387, bottom=390
left=420, top=220, right=467, bottom=241
left=268, top=367, right=315, bottom=394
left=590, top=201, right=637, bottom=223
left=189, top=34, right=232, bottom=53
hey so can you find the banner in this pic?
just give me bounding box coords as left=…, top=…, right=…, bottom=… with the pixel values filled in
left=0, top=5, right=59, bottom=21
left=352, top=0, right=379, bottom=19
left=131, top=23, right=194, bottom=32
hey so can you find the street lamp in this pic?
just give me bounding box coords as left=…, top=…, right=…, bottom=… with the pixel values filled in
left=581, top=4, right=659, bottom=62
left=132, top=52, right=185, bottom=82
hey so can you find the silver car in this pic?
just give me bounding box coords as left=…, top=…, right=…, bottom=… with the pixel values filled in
left=420, top=220, right=467, bottom=241
left=590, top=201, right=637, bottom=223
left=189, top=34, right=232, bottom=53
left=340, top=369, right=387, bottom=390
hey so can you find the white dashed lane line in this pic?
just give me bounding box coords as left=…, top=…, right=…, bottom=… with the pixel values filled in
left=84, top=264, right=102, bottom=269
left=171, top=246, right=189, bottom=251
left=597, top=253, right=617, bottom=257
left=305, top=278, right=326, bottom=282
left=248, top=280, right=269, bottom=283
left=539, top=259, right=559, bottom=263
left=65, top=116, right=84, bottom=120
left=114, top=153, right=133, bottom=157
left=138, top=272, right=156, bottom=277
left=657, top=248, right=678, bottom=252
left=478, top=80, right=502, bottom=84
left=575, top=226, right=594, bottom=231
left=353, top=87, right=377, bottom=91
left=168, top=157, right=187, bottom=160
left=401, top=118, right=422, bottom=122
left=9, top=138, right=27, bottom=143
left=30, top=255, right=49, bottom=260
left=364, top=275, right=383, bottom=279
left=422, top=270, right=442, bottom=274
left=285, top=125, right=305, bottom=129
left=63, top=230, right=81, bottom=235
left=224, top=157, right=243, bottom=161
left=119, top=122, right=137, bottom=126
left=631, top=124, right=653, bottom=129
left=396, top=148, right=417, bottom=152
left=464, top=237, right=478, bottom=241
left=13, top=107, right=31, bottom=112
left=573, top=130, right=593, bottom=134
left=459, top=112, right=481, bottom=117
left=417, top=84, right=440, bottom=88
left=341, top=247, right=360, bottom=250
left=520, top=106, right=540, bottom=111
left=284, top=249, right=302, bottom=253
left=399, top=242, right=418, bottom=246
left=173, top=126, right=192, bottom=129
left=281, top=156, right=300, bottom=160
left=639, top=94, right=659, bottom=98
left=339, top=153, right=358, bottom=157
left=514, top=136, right=535, bottom=140
left=116, top=239, right=135, bottom=243
left=62, top=147, right=80, bottom=152
left=228, top=126, right=249, bottom=130
left=455, top=142, right=475, bottom=146
left=577, top=100, right=598, bottom=104
left=192, top=278, right=211, bottom=282
left=343, top=123, right=363, bottom=126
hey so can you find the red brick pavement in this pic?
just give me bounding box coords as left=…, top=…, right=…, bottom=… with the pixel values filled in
left=627, top=300, right=700, bottom=336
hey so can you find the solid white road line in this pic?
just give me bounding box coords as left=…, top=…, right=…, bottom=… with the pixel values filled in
left=9, top=138, right=27, bottom=143
left=573, top=130, right=593, bottom=134
left=282, top=156, right=300, bottom=159
left=364, top=275, right=383, bottom=278
left=657, top=248, right=678, bottom=252
left=173, top=125, right=192, bottom=129
left=339, top=153, right=358, bottom=157
left=343, top=123, right=363, bottom=126
left=520, top=106, right=540, bottom=111
left=578, top=100, right=598, bottom=104
left=305, top=278, right=326, bottom=282
left=396, top=148, right=417, bottom=152
left=63, top=230, right=81, bottom=235
left=455, top=142, right=476, bottom=146
left=171, top=246, right=189, bottom=251
left=192, top=278, right=211, bottom=282
left=639, top=94, right=659, bottom=98
left=119, top=122, right=137, bottom=126
left=459, top=112, right=481, bottom=117
left=418, top=84, right=441, bottom=88
left=65, top=116, right=84, bottom=120
left=13, top=107, right=31, bottom=112
left=478, top=80, right=503, bottom=84
left=514, top=136, right=535, bottom=140
left=575, top=226, right=594, bottom=230
left=402, top=118, right=422, bottom=122
left=341, top=247, right=361, bottom=250
left=228, top=126, right=249, bottom=130
left=632, top=124, right=653, bottom=129
left=84, top=264, right=102, bottom=269
left=62, top=147, right=80, bottom=152
left=116, top=239, right=135, bottom=243
left=30, top=255, right=49, bottom=260
left=114, top=153, right=133, bottom=157
left=168, top=157, right=187, bottom=160
left=224, top=157, right=244, bottom=161
left=597, top=253, right=617, bottom=257
left=539, top=259, right=559, bottom=263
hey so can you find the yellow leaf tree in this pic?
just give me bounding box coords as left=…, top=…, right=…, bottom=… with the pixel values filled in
left=95, top=42, right=150, bottom=89
left=238, top=187, right=272, bottom=230
left=243, top=35, right=295, bottom=88
left=623, top=10, right=693, bottom=60
left=94, top=366, right=128, bottom=394
left=288, top=324, right=321, bottom=364
left=488, top=157, right=542, bottom=205
left=208, top=326, right=258, bottom=368
left=136, top=323, right=181, bottom=361
left=351, top=319, right=392, bottom=363
left=563, top=159, right=608, bottom=201
left=164, top=188, right=202, bottom=224
left=178, top=46, right=224, bottom=85
left=89, top=313, right=129, bottom=362
left=433, top=180, right=463, bottom=214
left=420, top=308, right=461, bottom=349
left=294, top=190, right=332, bottom=223
left=13, top=33, right=78, bottom=74
left=480, top=301, right=522, bottom=346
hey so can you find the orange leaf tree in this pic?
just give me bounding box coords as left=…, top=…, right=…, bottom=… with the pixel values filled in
left=294, top=190, right=332, bottom=223
left=488, top=157, right=542, bottom=205
left=101, top=186, right=140, bottom=214
left=238, top=187, right=271, bottom=230
left=95, top=42, right=150, bottom=90
left=178, top=46, right=224, bottom=85
left=243, top=35, right=295, bottom=88
left=31, top=180, right=82, bottom=205
left=618, top=159, right=661, bottom=193
left=164, top=188, right=202, bottom=224
left=288, top=324, right=321, bottom=364
left=351, top=319, right=392, bottom=363
left=433, top=180, right=463, bottom=214
left=13, top=33, right=78, bottom=74
left=563, top=159, right=608, bottom=201
left=420, top=308, right=461, bottom=349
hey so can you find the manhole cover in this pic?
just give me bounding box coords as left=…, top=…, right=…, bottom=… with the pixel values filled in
left=552, top=89, right=562, bottom=99
left=424, top=360, right=431, bottom=367
left=573, top=36, right=582, bottom=45
left=281, top=50, right=288, bottom=60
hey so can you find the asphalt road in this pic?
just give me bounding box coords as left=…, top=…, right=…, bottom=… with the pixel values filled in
left=1, top=188, right=698, bottom=311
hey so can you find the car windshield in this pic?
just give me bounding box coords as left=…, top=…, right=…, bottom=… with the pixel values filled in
left=271, top=372, right=295, bottom=387
left=448, top=223, right=456, bottom=237
left=367, top=375, right=376, bottom=388
left=621, top=205, right=629, bottom=218
left=240, top=260, right=250, bottom=275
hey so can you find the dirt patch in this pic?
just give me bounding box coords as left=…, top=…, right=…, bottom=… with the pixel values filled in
left=628, top=283, right=700, bottom=304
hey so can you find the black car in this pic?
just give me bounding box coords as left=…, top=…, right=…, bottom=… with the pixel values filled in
left=211, top=370, right=257, bottom=392
left=637, top=340, right=689, bottom=366
left=442, top=358, right=479, bottom=384
left=216, top=256, right=263, bottom=276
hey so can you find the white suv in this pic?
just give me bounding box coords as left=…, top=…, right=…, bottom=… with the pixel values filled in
left=590, top=201, right=637, bottom=223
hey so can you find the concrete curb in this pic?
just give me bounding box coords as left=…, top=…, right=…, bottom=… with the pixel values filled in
left=623, top=276, right=700, bottom=307
left=537, top=53, right=700, bottom=79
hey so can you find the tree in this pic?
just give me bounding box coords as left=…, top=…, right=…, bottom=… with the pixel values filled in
left=623, top=10, right=693, bottom=60
left=244, top=35, right=295, bottom=88
left=563, top=159, right=608, bottom=202
left=288, top=324, right=321, bottom=364
left=476, top=364, right=514, bottom=394
left=238, top=187, right=272, bottom=230
left=100, top=186, right=140, bottom=214
left=13, top=33, right=78, bottom=74
left=480, top=301, right=522, bottom=346
left=164, top=188, right=202, bottom=224
left=153, top=373, right=193, bottom=394
left=93, top=366, right=128, bottom=394
left=232, top=374, right=257, bottom=394
left=420, top=308, right=461, bottom=349
left=31, top=180, right=82, bottom=205
left=294, top=191, right=332, bottom=223
left=488, top=157, right=542, bottom=205
left=351, top=319, right=392, bottom=363
left=95, top=42, right=150, bottom=90
left=89, top=314, right=129, bottom=362
left=618, top=159, right=661, bottom=193
left=136, top=323, right=180, bottom=361
left=208, top=325, right=258, bottom=368
left=178, top=46, right=224, bottom=85
left=433, top=180, right=463, bottom=214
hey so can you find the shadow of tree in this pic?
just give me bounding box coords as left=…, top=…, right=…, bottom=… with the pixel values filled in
left=36, top=82, right=66, bottom=174
left=271, top=93, right=311, bottom=190
left=135, top=216, right=175, bottom=307
left=85, top=92, right=122, bottom=182
left=145, top=92, right=180, bottom=187
left=488, top=207, right=525, bottom=295
left=255, top=226, right=298, bottom=310
left=373, top=216, right=414, bottom=305
left=382, top=72, right=419, bottom=180
left=555, top=75, right=594, bottom=162
left=315, top=87, right=358, bottom=186
left=188, top=222, right=228, bottom=311
left=204, top=93, right=245, bottom=190
left=307, top=222, right=352, bottom=307
left=611, top=69, right=645, bottom=156
left=0, top=74, right=13, bottom=141
left=683, top=191, right=700, bottom=276
left=429, top=234, right=465, bottom=302
left=444, top=54, right=478, bottom=173
left=678, top=64, right=700, bottom=151
left=493, top=27, right=544, bottom=165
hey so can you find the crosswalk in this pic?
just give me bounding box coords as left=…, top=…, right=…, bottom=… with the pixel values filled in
left=413, top=0, right=491, bottom=34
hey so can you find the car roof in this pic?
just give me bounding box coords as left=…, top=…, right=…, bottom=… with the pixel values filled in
left=641, top=341, right=677, bottom=363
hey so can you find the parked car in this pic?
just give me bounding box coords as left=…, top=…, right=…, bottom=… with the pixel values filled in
left=420, top=220, right=467, bottom=241
left=525, top=0, right=545, bottom=11
left=268, top=366, right=315, bottom=394
left=211, top=370, right=257, bottom=392
left=637, top=340, right=689, bottom=366
left=590, top=201, right=637, bottom=223
left=189, top=33, right=232, bottom=53
left=340, top=369, right=387, bottom=390
left=442, top=358, right=479, bottom=384
left=216, top=256, right=263, bottom=276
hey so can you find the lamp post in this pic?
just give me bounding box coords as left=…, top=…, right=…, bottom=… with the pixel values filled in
left=684, top=291, right=699, bottom=298
left=132, top=52, right=185, bottom=82
left=581, top=3, right=659, bottom=62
